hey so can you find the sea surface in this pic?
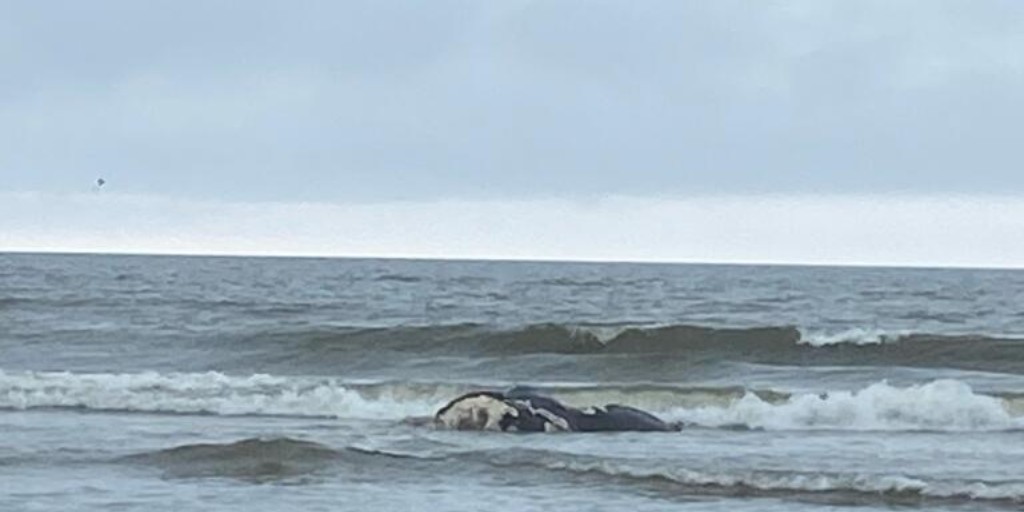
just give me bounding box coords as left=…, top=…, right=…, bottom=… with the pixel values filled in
left=2, top=252, right=1024, bottom=511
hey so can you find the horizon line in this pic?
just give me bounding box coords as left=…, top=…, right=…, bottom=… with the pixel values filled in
left=3, top=248, right=1021, bottom=272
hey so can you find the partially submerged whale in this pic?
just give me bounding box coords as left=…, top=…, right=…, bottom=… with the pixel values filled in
left=434, top=387, right=680, bottom=432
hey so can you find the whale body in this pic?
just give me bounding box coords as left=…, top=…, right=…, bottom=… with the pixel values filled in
left=434, top=388, right=680, bottom=433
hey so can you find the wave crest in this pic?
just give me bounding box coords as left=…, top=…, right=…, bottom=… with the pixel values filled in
left=122, top=437, right=341, bottom=480
left=251, top=323, right=1024, bottom=375
left=668, top=379, right=1021, bottom=431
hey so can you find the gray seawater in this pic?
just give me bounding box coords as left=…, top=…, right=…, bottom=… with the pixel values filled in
left=3, top=252, right=1024, bottom=511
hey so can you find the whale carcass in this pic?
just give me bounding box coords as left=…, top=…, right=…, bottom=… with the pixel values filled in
left=434, top=387, right=680, bottom=432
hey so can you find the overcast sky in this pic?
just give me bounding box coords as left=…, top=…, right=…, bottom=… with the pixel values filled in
left=3, top=1, right=1023, bottom=265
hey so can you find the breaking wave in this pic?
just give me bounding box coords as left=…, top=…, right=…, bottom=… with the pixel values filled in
left=666, top=379, right=1024, bottom=431
left=797, top=327, right=906, bottom=346
left=0, top=370, right=448, bottom=419
left=244, top=322, right=1024, bottom=375
left=2, top=370, right=1022, bottom=431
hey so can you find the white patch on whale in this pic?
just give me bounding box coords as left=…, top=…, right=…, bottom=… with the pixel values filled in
left=435, top=395, right=518, bottom=431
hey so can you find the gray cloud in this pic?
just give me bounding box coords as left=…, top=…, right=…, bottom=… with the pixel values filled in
left=2, top=1, right=1022, bottom=201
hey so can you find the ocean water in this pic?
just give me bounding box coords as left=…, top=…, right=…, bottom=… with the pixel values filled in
left=2, top=253, right=1024, bottom=511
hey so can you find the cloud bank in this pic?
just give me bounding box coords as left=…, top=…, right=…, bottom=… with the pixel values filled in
left=3, top=1, right=1024, bottom=200
left=3, top=193, right=1022, bottom=268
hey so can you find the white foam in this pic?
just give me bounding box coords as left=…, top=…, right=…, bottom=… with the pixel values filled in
left=0, top=370, right=443, bottom=419
left=569, top=325, right=634, bottom=344
left=666, top=379, right=1022, bottom=431
left=798, top=327, right=907, bottom=346
left=4, top=371, right=1018, bottom=432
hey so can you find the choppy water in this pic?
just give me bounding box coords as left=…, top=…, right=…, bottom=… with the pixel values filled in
left=2, top=253, right=1024, bottom=511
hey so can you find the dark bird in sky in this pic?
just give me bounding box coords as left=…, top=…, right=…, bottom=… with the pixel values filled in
left=96, top=178, right=106, bottom=188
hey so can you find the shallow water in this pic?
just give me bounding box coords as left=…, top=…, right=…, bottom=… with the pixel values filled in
left=2, top=253, right=1023, bottom=511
